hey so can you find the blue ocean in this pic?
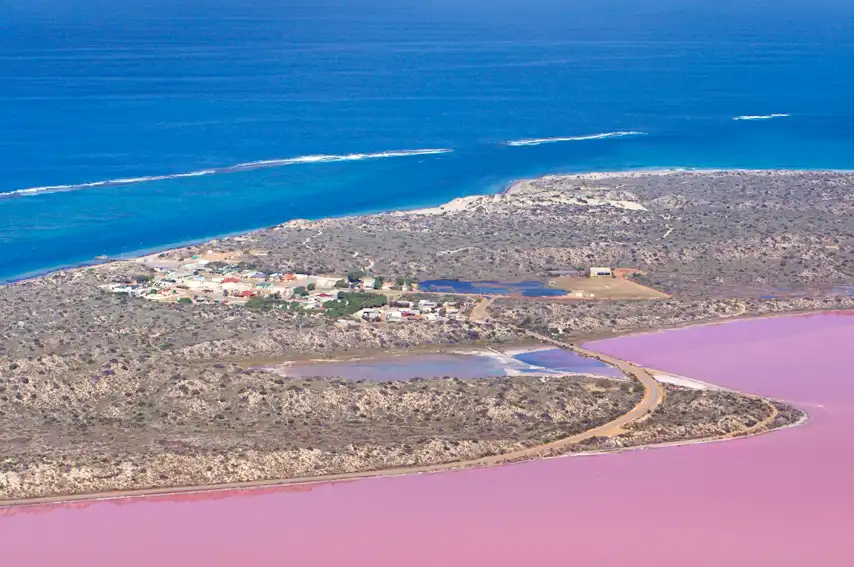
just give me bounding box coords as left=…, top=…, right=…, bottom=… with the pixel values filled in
left=2, top=0, right=854, bottom=281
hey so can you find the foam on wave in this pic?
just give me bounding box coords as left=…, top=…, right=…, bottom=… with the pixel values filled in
left=2, top=148, right=452, bottom=199
left=506, top=131, right=646, bottom=147
left=733, top=113, right=790, bottom=121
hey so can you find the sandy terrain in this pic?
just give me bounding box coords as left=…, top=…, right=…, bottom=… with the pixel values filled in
left=550, top=273, right=670, bottom=300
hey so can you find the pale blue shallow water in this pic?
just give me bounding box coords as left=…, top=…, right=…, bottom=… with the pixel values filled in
left=2, top=0, right=854, bottom=281
left=272, top=348, right=622, bottom=380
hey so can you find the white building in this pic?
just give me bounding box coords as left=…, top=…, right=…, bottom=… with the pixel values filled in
left=359, top=309, right=382, bottom=322
left=311, top=276, right=342, bottom=289
left=589, top=267, right=613, bottom=277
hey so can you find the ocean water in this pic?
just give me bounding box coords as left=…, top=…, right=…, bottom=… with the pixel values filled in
left=2, top=0, right=854, bottom=281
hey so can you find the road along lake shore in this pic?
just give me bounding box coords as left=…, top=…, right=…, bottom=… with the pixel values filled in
left=0, top=314, right=812, bottom=509
left=0, top=312, right=848, bottom=567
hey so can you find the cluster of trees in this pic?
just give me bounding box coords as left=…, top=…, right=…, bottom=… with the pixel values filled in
left=292, top=284, right=313, bottom=296
left=322, top=292, right=388, bottom=318
left=244, top=296, right=288, bottom=311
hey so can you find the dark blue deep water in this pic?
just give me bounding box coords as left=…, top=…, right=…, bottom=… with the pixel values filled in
left=2, top=0, right=854, bottom=281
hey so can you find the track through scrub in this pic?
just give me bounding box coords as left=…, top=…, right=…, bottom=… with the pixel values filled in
left=0, top=327, right=665, bottom=509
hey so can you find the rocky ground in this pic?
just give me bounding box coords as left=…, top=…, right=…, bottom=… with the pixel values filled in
left=565, top=386, right=806, bottom=455
left=1, top=374, right=643, bottom=500
left=1, top=170, right=845, bottom=501
left=489, top=295, right=854, bottom=340
left=171, top=170, right=854, bottom=298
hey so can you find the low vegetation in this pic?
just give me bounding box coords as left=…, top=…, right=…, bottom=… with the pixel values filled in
left=322, top=291, right=388, bottom=318
left=183, top=171, right=854, bottom=298
left=565, top=386, right=805, bottom=455
left=0, top=374, right=640, bottom=500
left=0, top=170, right=841, bottom=502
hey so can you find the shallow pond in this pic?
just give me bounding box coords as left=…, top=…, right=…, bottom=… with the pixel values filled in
left=419, top=279, right=567, bottom=297
left=271, top=347, right=623, bottom=380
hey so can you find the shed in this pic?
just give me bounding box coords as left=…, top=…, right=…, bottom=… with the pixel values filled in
left=589, top=267, right=613, bottom=277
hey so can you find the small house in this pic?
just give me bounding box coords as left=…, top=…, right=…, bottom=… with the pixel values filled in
left=589, top=267, right=613, bottom=278
left=360, top=309, right=382, bottom=322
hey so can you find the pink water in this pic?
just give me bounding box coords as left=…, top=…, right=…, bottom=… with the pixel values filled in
left=2, top=313, right=853, bottom=566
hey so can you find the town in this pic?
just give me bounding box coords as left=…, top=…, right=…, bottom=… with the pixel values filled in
left=102, top=254, right=469, bottom=324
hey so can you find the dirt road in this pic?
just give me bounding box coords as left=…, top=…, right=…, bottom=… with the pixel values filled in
left=469, top=296, right=496, bottom=322
left=522, top=329, right=666, bottom=431
left=0, top=299, right=671, bottom=509
left=0, top=330, right=666, bottom=509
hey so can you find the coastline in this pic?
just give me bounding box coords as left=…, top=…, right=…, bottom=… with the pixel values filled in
left=1, top=416, right=802, bottom=511
left=4, top=166, right=853, bottom=286
left=0, top=168, right=844, bottom=506
left=0, top=320, right=807, bottom=511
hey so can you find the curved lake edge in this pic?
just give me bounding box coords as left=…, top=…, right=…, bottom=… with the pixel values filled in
left=0, top=398, right=806, bottom=511
left=0, top=407, right=808, bottom=513
left=572, top=306, right=854, bottom=344
left=0, top=312, right=817, bottom=510
left=237, top=303, right=850, bottom=371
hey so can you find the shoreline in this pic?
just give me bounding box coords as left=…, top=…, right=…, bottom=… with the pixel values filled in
left=577, top=307, right=854, bottom=345
left=252, top=344, right=622, bottom=382
left=0, top=310, right=826, bottom=510
left=4, top=166, right=854, bottom=286
left=0, top=329, right=806, bottom=510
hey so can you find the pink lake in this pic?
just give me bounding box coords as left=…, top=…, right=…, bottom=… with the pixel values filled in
left=2, top=312, right=853, bottom=566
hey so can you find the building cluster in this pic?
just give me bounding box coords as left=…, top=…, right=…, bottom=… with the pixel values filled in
left=356, top=299, right=465, bottom=324
left=104, top=260, right=338, bottom=306
left=102, top=255, right=467, bottom=324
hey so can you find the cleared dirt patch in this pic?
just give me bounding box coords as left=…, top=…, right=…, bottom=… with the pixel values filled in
left=550, top=271, right=669, bottom=300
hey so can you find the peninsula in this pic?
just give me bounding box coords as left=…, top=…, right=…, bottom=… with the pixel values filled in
left=4, top=169, right=852, bottom=504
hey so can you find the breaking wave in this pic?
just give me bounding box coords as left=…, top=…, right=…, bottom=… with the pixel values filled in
left=1, top=148, right=453, bottom=199
left=506, top=131, right=647, bottom=147
left=733, top=113, right=790, bottom=121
